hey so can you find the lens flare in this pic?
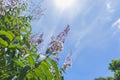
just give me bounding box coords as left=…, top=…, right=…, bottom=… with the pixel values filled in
left=53, top=0, right=76, bottom=11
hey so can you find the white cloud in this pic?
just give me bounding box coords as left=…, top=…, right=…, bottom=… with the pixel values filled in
left=112, top=18, right=120, bottom=35
left=112, top=18, right=120, bottom=30
left=106, top=1, right=114, bottom=12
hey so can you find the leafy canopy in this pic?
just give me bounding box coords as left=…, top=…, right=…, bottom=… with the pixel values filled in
left=0, top=0, right=71, bottom=80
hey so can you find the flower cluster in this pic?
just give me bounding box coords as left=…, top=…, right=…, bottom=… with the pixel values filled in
left=9, top=0, right=19, bottom=6
left=49, top=25, right=70, bottom=55
left=62, top=53, right=72, bottom=70
left=24, top=0, right=43, bottom=20
left=29, top=26, right=72, bottom=72
left=0, top=0, right=42, bottom=19
left=49, top=40, right=63, bottom=54
left=48, top=25, right=70, bottom=62
left=56, top=25, right=70, bottom=43
left=35, top=33, right=44, bottom=45
left=29, top=33, right=44, bottom=46
left=0, top=0, right=23, bottom=16
left=28, top=33, right=44, bottom=54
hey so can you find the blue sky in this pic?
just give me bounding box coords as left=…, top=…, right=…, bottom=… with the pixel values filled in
left=31, top=0, right=120, bottom=80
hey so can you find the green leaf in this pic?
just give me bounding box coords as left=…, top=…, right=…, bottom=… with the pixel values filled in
left=21, top=27, right=29, bottom=34
left=40, top=61, right=54, bottom=80
left=0, top=38, right=8, bottom=47
left=18, top=65, right=31, bottom=80
left=26, top=56, right=35, bottom=67
left=14, top=59, right=24, bottom=67
left=33, top=68, right=46, bottom=80
left=8, top=43, right=23, bottom=49
left=46, top=58, right=61, bottom=80
left=0, top=31, right=14, bottom=41
left=26, top=72, right=33, bottom=80
left=16, top=36, right=23, bottom=42
left=7, top=31, right=14, bottom=39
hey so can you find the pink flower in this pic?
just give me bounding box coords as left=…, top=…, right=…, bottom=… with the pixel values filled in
left=49, top=25, right=70, bottom=54
left=29, top=33, right=43, bottom=45
left=10, top=0, right=18, bottom=4
left=29, top=34, right=36, bottom=42
left=49, top=40, right=63, bottom=54
left=54, top=55, right=60, bottom=61
left=62, top=53, right=72, bottom=70
left=56, top=25, right=70, bottom=43
left=35, top=33, right=43, bottom=45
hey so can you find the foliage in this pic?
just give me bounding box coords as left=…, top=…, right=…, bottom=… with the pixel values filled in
left=0, top=0, right=72, bottom=80
left=95, top=77, right=114, bottom=80
left=95, top=60, right=120, bottom=80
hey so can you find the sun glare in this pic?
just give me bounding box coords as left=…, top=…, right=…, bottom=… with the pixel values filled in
left=53, top=0, right=76, bottom=11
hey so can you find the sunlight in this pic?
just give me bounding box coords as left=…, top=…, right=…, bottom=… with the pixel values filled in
left=53, top=0, right=76, bottom=11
